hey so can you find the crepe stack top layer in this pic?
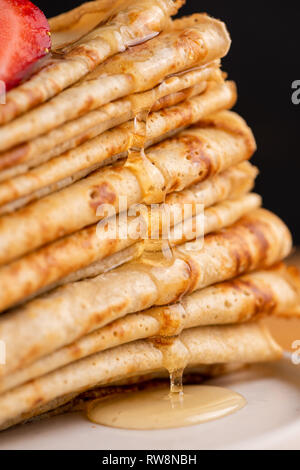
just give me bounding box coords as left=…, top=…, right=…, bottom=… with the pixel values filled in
left=0, top=13, right=230, bottom=150
left=0, top=14, right=232, bottom=214
left=0, top=63, right=223, bottom=181
left=0, top=0, right=186, bottom=124
left=0, top=1, right=298, bottom=431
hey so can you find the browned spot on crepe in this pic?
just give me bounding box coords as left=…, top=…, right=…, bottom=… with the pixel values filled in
left=78, top=95, right=95, bottom=116
left=198, top=115, right=257, bottom=158
left=154, top=308, right=182, bottom=337
left=176, top=29, right=208, bottom=62
left=89, top=182, right=116, bottom=210
left=0, top=144, right=31, bottom=170
left=22, top=345, right=42, bottom=367
left=31, top=396, right=44, bottom=407
left=224, top=277, right=277, bottom=320
left=238, top=279, right=277, bottom=315
left=225, top=230, right=253, bottom=274
left=69, top=343, right=83, bottom=360
left=183, top=135, right=213, bottom=176
left=68, top=46, right=101, bottom=69
left=242, top=220, right=270, bottom=262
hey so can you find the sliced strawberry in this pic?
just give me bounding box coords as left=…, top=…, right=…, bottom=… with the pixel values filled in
left=0, top=0, right=51, bottom=91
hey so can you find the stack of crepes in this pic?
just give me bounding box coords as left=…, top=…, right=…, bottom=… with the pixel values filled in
left=0, top=0, right=299, bottom=431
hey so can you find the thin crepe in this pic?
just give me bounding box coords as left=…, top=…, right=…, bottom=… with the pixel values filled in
left=0, top=189, right=261, bottom=313
left=150, top=193, right=261, bottom=249
left=49, top=1, right=143, bottom=50
left=0, top=64, right=222, bottom=179
left=0, top=209, right=291, bottom=379
left=23, top=365, right=246, bottom=423
left=0, top=0, right=185, bottom=124
left=0, top=14, right=230, bottom=148
left=0, top=162, right=258, bottom=312
left=1, top=263, right=298, bottom=395
left=0, top=80, right=236, bottom=214
left=48, top=2, right=200, bottom=50
left=0, top=323, right=282, bottom=431
left=0, top=109, right=254, bottom=265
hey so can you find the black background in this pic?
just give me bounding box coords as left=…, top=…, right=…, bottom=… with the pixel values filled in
left=36, top=1, right=300, bottom=242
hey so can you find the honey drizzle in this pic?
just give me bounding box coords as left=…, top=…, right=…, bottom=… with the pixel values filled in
left=170, top=368, right=184, bottom=395
left=151, top=336, right=190, bottom=399
left=86, top=335, right=247, bottom=430
left=124, top=79, right=180, bottom=262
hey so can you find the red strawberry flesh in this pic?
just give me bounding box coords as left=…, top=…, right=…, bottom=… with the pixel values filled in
left=0, top=0, right=51, bottom=90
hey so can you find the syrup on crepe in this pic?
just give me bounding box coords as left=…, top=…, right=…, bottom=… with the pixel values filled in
left=87, top=336, right=246, bottom=430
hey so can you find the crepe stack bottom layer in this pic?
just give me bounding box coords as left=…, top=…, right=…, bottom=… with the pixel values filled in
left=0, top=323, right=285, bottom=430
left=0, top=207, right=299, bottom=430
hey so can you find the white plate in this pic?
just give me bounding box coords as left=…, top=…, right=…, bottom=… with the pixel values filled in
left=1, top=354, right=300, bottom=450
